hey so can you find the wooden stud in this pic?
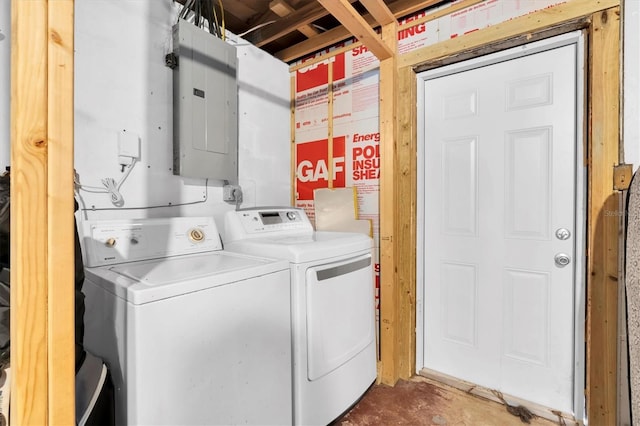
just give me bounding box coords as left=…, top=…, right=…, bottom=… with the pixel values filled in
left=395, top=65, right=417, bottom=379
left=47, top=1, right=75, bottom=423
left=291, top=74, right=297, bottom=206
left=317, top=0, right=393, bottom=61
left=328, top=62, right=334, bottom=189
left=378, top=21, right=399, bottom=385
left=11, top=1, right=50, bottom=424
left=11, top=0, right=76, bottom=424
left=587, top=7, right=620, bottom=425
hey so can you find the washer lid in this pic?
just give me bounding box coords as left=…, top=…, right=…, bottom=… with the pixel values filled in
left=85, top=251, right=289, bottom=305
left=224, top=231, right=372, bottom=264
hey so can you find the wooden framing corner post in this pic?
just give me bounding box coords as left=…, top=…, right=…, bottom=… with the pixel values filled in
left=378, top=20, right=402, bottom=386
left=586, top=7, right=621, bottom=425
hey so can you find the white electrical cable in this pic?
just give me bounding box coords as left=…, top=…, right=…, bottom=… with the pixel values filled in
left=75, top=159, right=137, bottom=207
left=76, top=179, right=210, bottom=215
left=101, top=178, right=124, bottom=207
left=237, top=20, right=275, bottom=37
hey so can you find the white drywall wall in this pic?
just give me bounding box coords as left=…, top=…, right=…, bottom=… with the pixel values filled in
left=231, top=32, right=292, bottom=208
left=73, top=0, right=290, bottom=227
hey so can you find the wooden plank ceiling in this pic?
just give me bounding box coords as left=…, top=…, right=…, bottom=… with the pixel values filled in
left=177, top=0, right=450, bottom=62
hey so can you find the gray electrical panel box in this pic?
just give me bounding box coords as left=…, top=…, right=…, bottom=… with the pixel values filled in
left=171, top=19, right=238, bottom=180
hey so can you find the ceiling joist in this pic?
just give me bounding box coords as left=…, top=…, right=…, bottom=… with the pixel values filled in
left=360, top=0, right=396, bottom=25
left=246, top=0, right=359, bottom=47
left=277, top=0, right=446, bottom=62
left=317, top=0, right=394, bottom=60
left=270, top=0, right=320, bottom=38
left=175, top=0, right=454, bottom=63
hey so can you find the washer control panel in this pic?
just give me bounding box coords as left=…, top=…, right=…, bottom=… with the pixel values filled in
left=225, top=207, right=313, bottom=241
left=83, top=217, right=222, bottom=267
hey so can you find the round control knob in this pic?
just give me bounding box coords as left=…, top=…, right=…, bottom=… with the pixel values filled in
left=105, top=238, right=116, bottom=247
left=189, top=228, right=205, bottom=243
left=286, top=211, right=297, bottom=221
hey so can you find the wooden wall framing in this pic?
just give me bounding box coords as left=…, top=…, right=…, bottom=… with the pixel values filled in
left=378, top=20, right=401, bottom=385
left=287, top=0, right=623, bottom=422
left=587, top=7, right=621, bottom=424
left=290, top=3, right=622, bottom=419
left=10, top=0, right=622, bottom=424
left=10, top=0, right=76, bottom=424
left=393, top=0, right=621, bottom=423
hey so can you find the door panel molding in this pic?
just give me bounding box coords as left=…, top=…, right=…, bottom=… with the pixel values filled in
left=418, top=34, right=581, bottom=415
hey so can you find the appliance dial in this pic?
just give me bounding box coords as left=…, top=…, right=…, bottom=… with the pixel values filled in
left=188, top=228, right=205, bottom=243
left=286, top=211, right=297, bottom=221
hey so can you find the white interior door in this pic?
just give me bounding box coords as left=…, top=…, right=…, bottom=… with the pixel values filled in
left=419, top=37, right=582, bottom=413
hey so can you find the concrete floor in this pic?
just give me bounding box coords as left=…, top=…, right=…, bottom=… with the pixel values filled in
left=333, top=376, right=563, bottom=426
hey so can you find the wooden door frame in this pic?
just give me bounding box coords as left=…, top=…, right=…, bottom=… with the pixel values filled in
left=390, top=0, right=621, bottom=423
left=415, top=29, right=590, bottom=423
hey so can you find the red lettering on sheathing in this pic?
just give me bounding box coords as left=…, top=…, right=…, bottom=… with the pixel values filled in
left=295, top=137, right=346, bottom=200
left=296, top=53, right=346, bottom=92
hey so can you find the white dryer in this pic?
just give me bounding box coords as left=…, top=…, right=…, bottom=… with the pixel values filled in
left=224, top=207, right=376, bottom=426
left=81, top=216, right=292, bottom=425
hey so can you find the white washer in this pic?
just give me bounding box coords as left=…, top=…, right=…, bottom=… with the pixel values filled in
left=224, top=207, right=376, bottom=426
left=81, top=216, right=292, bottom=425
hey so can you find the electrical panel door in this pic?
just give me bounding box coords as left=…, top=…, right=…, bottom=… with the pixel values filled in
left=172, top=19, right=238, bottom=180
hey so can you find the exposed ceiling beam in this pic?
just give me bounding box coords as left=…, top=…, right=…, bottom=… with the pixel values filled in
left=360, top=0, right=396, bottom=25
left=269, top=0, right=320, bottom=39
left=246, top=0, right=358, bottom=47
left=317, top=0, right=393, bottom=60
left=219, top=1, right=261, bottom=20
left=276, top=0, right=447, bottom=62
left=176, top=0, right=259, bottom=23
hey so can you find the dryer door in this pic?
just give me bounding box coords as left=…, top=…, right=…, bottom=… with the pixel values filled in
left=306, top=253, right=375, bottom=381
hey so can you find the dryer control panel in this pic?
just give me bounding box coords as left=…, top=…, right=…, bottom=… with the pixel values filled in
left=83, top=217, right=222, bottom=267
left=225, top=207, right=313, bottom=241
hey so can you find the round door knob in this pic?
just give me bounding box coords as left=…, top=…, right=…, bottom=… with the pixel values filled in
left=554, top=253, right=571, bottom=267
left=555, top=228, right=571, bottom=240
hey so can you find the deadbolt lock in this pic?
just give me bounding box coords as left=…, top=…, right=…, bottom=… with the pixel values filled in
left=555, top=228, right=571, bottom=240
